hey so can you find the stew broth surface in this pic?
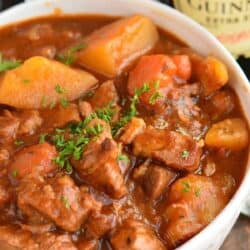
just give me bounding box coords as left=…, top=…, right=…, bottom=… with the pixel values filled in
left=0, top=15, right=248, bottom=250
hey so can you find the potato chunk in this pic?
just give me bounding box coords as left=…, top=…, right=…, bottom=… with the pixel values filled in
left=76, top=15, right=159, bottom=77
left=195, top=56, right=229, bottom=96
left=0, top=56, right=97, bottom=109
left=205, top=118, right=249, bottom=151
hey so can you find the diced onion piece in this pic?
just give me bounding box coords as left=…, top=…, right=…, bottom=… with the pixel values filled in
left=205, top=118, right=249, bottom=151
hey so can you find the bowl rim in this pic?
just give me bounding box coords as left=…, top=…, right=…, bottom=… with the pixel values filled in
left=1, top=0, right=250, bottom=249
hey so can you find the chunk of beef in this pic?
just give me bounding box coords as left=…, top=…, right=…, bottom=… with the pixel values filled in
left=77, top=239, right=98, bottom=250
left=206, top=90, right=235, bottom=120
left=160, top=174, right=235, bottom=249
left=8, top=143, right=57, bottom=182
left=134, top=163, right=177, bottom=200
left=17, top=110, right=43, bottom=136
left=73, top=138, right=127, bottom=199
left=0, top=115, right=20, bottom=143
left=78, top=101, right=93, bottom=118
left=133, top=127, right=202, bottom=171
left=43, top=104, right=80, bottom=128
left=18, top=175, right=101, bottom=232
left=0, top=225, right=77, bottom=250
left=0, top=176, right=13, bottom=208
left=85, top=206, right=117, bottom=239
left=90, top=80, right=119, bottom=109
left=0, top=225, right=37, bottom=250
left=120, top=117, right=146, bottom=144
left=35, top=233, right=77, bottom=250
left=0, top=148, right=10, bottom=166
left=111, top=219, right=166, bottom=250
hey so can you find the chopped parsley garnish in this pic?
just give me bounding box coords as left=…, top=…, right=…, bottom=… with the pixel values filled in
left=117, top=154, right=130, bottom=164
left=112, top=83, right=150, bottom=136
left=153, top=80, right=160, bottom=89
left=14, top=139, right=24, bottom=146
left=61, top=195, right=70, bottom=209
left=195, top=187, right=202, bottom=197
left=182, top=181, right=191, bottom=193
left=60, top=98, right=69, bottom=108
left=41, top=95, right=49, bottom=108
left=57, top=42, right=87, bottom=65
left=12, top=169, right=18, bottom=178
left=149, top=92, right=163, bottom=105
left=22, top=79, right=31, bottom=84
left=39, top=133, right=48, bottom=144
left=0, top=53, right=22, bottom=72
left=55, top=84, right=65, bottom=94
left=181, top=150, right=190, bottom=159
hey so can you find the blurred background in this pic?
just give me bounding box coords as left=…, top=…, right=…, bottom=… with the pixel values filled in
left=0, top=0, right=250, bottom=249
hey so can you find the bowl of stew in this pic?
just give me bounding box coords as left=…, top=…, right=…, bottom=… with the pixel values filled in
left=0, top=0, right=249, bottom=249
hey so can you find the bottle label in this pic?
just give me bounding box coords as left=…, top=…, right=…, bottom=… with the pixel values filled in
left=173, top=0, right=250, bottom=58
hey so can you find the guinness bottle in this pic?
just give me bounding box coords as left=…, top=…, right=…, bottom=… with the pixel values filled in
left=160, top=0, right=250, bottom=79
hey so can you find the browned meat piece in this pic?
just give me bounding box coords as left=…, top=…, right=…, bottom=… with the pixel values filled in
left=78, top=239, right=99, bottom=250
left=160, top=174, right=235, bottom=249
left=0, top=176, right=13, bottom=208
left=20, top=223, right=54, bottom=235
left=0, top=225, right=77, bottom=250
left=0, top=148, right=10, bottom=166
left=8, top=143, right=57, bottom=182
left=90, top=80, right=119, bottom=109
left=35, top=232, right=77, bottom=250
left=18, top=175, right=101, bottom=232
left=0, top=225, right=37, bottom=250
left=85, top=206, right=117, bottom=238
left=111, top=219, right=166, bottom=250
left=73, top=138, right=127, bottom=199
left=17, top=110, right=43, bottom=135
left=120, top=117, right=146, bottom=144
left=42, top=104, right=80, bottom=128
left=78, top=101, right=93, bottom=118
left=133, top=127, right=202, bottom=171
left=206, top=90, right=235, bottom=120
left=134, top=163, right=177, bottom=200
left=0, top=115, right=20, bottom=143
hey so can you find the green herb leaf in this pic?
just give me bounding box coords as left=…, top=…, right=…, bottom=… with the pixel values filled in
left=22, top=79, right=31, bottom=84
left=39, top=133, right=48, bottom=144
left=195, top=187, right=202, bottom=197
left=153, top=80, right=160, bottom=89
left=55, top=84, right=65, bottom=94
left=61, top=195, right=70, bottom=209
left=149, top=92, right=163, bottom=105
left=112, top=83, right=150, bottom=136
left=0, top=53, right=22, bottom=72
left=57, top=42, right=87, bottom=66
left=60, top=98, right=69, bottom=108
left=14, top=139, right=24, bottom=146
left=117, top=154, right=130, bottom=164
left=181, top=150, right=190, bottom=159
left=182, top=181, right=191, bottom=193
left=12, top=169, right=18, bottom=178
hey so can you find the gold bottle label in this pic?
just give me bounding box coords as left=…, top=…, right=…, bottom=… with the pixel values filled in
left=173, top=0, right=250, bottom=58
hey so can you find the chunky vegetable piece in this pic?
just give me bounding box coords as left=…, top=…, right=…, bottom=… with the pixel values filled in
left=76, top=15, right=159, bottom=77
left=205, top=118, right=249, bottom=151
left=161, top=174, right=234, bottom=249
left=194, top=56, right=229, bottom=96
left=0, top=56, right=98, bottom=109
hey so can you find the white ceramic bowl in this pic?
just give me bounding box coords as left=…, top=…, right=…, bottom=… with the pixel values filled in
left=1, top=0, right=250, bottom=249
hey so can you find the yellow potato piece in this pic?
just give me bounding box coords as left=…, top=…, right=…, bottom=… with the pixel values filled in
left=196, top=56, right=229, bottom=96
left=205, top=118, right=249, bottom=151
left=0, top=56, right=98, bottom=109
left=76, top=15, right=159, bottom=77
